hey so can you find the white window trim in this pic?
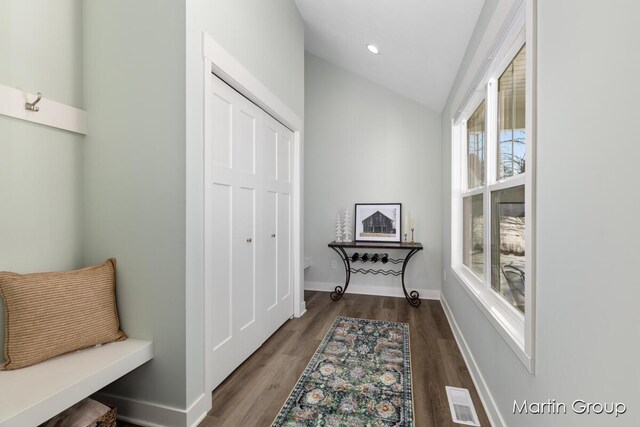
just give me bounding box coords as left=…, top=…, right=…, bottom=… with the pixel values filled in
left=451, top=0, right=536, bottom=373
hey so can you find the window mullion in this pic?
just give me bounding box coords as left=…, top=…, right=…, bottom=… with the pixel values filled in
left=483, top=187, right=491, bottom=290
left=486, top=79, right=498, bottom=187
left=461, top=120, right=468, bottom=192
left=452, top=122, right=463, bottom=268
left=461, top=187, right=484, bottom=197
left=484, top=80, right=498, bottom=290
left=488, top=173, right=526, bottom=192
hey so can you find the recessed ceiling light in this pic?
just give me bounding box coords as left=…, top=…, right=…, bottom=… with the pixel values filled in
left=367, top=44, right=379, bottom=55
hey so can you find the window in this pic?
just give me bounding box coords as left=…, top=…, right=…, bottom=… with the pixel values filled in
left=459, top=48, right=528, bottom=314
left=451, top=3, right=534, bottom=371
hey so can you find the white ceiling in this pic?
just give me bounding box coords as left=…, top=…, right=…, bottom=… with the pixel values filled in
left=294, top=0, right=486, bottom=112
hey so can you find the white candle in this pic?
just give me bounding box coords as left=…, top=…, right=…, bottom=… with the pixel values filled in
left=404, top=215, right=408, bottom=234
left=410, top=212, right=415, bottom=229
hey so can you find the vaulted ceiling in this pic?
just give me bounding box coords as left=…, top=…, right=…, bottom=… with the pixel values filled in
left=294, top=0, right=485, bottom=112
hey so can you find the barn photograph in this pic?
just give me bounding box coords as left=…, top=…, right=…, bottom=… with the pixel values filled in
left=354, top=203, right=401, bottom=242
left=362, top=211, right=395, bottom=234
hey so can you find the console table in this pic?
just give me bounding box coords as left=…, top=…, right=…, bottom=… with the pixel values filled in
left=328, top=241, right=423, bottom=307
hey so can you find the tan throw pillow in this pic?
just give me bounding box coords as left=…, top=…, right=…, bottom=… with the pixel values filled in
left=0, top=259, right=126, bottom=370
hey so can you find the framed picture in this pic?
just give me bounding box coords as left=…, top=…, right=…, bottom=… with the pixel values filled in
left=354, top=203, right=402, bottom=243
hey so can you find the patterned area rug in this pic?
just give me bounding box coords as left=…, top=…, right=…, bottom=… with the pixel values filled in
left=273, top=316, right=413, bottom=426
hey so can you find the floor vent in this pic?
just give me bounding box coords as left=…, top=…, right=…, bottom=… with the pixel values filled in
left=445, top=386, right=480, bottom=426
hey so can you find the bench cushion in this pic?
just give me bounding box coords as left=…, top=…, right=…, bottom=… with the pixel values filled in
left=0, top=259, right=126, bottom=370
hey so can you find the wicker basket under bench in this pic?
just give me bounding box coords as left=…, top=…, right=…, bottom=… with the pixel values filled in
left=94, top=405, right=118, bottom=427
left=0, top=339, right=153, bottom=427
left=42, top=399, right=117, bottom=427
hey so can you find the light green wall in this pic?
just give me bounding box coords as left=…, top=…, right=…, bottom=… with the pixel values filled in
left=0, top=0, right=84, bottom=363
left=0, top=0, right=83, bottom=107
left=83, top=0, right=187, bottom=409
left=441, top=1, right=640, bottom=426
left=84, top=0, right=305, bottom=414
left=304, top=53, right=442, bottom=296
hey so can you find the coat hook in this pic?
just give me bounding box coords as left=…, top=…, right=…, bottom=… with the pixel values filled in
left=25, top=92, right=43, bottom=112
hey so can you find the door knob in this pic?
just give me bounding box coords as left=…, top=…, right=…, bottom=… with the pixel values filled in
left=246, top=238, right=252, bottom=243
left=271, top=234, right=276, bottom=238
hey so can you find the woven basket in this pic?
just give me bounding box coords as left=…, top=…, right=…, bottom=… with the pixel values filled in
left=93, top=405, right=117, bottom=427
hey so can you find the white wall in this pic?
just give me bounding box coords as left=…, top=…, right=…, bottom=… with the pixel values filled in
left=185, top=0, right=305, bottom=409
left=83, top=0, right=188, bottom=411
left=0, top=0, right=84, bottom=363
left=441, top=1, right=640, bottom=426
left=304, top=53, right=441, bottom=299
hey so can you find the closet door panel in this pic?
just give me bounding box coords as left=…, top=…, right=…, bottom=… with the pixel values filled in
left=278, top=192, right=291, bottom=300
left=207, top=74, right=263, bottom=390
left=211, top=92, right=232, bottom=169
left=264, top=125, right=278, bottom=181
left=234, top=108, right=257, bottom=175
left=278, top=131, right=291, bottom=183
left=210, top=184, right=232, bottom=349
left=232, top=187, right=256, bottom=331
left=263, top=190, right=278, bottom=310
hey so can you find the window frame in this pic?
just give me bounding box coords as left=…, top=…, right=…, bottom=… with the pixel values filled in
left=451, top=0, right=536, bottom=372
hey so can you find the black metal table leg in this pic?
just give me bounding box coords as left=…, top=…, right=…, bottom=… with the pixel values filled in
left=330, top=246, right=351, bottom=301
left=401, top=248, right=421, bottom=307
left=327, top=241, right=423, bottom=306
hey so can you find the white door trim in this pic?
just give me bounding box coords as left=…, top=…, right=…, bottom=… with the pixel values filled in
left=202, top=31, right=304, bottom=394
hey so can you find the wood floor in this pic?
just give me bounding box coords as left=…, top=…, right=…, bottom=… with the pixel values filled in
left=198, top=291, right=490, bottom=427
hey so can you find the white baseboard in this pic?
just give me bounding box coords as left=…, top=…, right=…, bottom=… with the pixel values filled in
left=305, top=281, right=440, bottom=300
left=440, top=295, right=505, bottom=427
left=297, top=300, right=306, bottom=317
left=186, top=393, right=211, bottom=427
left=94, top=392, right=210, bottom=427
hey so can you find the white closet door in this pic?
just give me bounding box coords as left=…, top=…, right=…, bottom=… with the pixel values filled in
left=206, top=73, right=294, bottom=391
left=206, top=75, right=263, bottom=390
left=261, top=116, right=294, bottom=338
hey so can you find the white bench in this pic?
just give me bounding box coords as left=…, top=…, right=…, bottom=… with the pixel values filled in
left=0, top=339, right=153, bottom=427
